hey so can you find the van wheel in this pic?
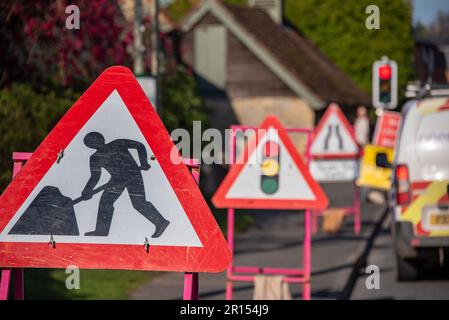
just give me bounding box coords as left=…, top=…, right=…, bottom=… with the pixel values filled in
left=396, top=254, right=419, bottom=281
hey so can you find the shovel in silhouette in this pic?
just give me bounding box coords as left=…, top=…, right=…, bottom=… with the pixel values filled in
left=9, top=185, right=106, bottom=236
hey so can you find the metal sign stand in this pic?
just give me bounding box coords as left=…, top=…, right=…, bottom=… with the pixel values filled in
left=0, top=152, right=29, bottom=300
left=310, top=150, right=362, bottom=235
left=225, top=125, right=313, bottom=300
left=0, top=153, right=201, bottom=300
left=182, top=158, right=201, bottom=300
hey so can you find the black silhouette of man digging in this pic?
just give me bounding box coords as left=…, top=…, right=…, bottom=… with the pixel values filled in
left=81, top=132, right=170, bottom=238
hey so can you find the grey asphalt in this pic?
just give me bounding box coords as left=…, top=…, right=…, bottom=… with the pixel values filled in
left=351, top=215, right=449, bottom=300
left=130, top=183, right=386, bottom=300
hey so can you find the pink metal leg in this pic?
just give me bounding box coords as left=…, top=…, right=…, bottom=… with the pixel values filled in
left=225, top=208, right=235, bottom=300
left=303, top=282, right=311, bottom=300
left=0, top=269, right=12, bottom=300
left=225, top=128, right=237, bottom=301
left=182, top=159, right=200, bottom=300
left=353, top=185, right=361, bottom=235
left=303, top=209, right=311, bottom=300
left=12, top=157, right=25, bottom=300
left=0, top=154, right=30, bottom=300
left=183, top=272, right=199, bottom=300
left=304, top=133, right=313, bottom=300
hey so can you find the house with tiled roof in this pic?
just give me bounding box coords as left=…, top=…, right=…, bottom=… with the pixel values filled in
left=179, top=0, right=370, bottom=152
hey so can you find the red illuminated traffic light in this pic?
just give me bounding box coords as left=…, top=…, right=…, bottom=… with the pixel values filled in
left=378, top=64, right=392, bottom=81
left=373, top=57, right=397, bottom=109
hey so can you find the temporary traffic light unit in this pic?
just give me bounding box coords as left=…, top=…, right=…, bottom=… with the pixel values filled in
left=372, top=56, right=398, bottom=109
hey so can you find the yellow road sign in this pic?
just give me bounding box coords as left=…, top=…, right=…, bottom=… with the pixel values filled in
left=356, top=144, right=394, bottom=190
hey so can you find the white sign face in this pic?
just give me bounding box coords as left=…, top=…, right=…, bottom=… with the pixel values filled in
left=310, top=160, right=359, bottom=182
left=226, top=128, right=317, bottom=200
left=311, top=108, right=358, bottom=157
left=0, top=90, right=202, bottom=247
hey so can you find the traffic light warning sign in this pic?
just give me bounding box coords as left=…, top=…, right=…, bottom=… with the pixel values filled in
left=310, top=103, right=359, bottom=158
left=212, top=116, right=328, bottom=210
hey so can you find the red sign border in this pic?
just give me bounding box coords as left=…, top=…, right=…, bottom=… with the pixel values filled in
left=310, top=104, right=359, bottom=159
left=212, top=116, right=329, bottom=209
left=0, top=66, right=231, bottom=272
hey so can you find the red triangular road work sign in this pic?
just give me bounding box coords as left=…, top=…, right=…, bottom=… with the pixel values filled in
left=212, top=116, right=328, bottom=210
left=0, top=66, right=230, bottom=272
left=310, top=103, right=359, bottom=158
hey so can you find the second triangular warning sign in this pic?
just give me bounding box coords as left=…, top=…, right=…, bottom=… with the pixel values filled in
left=0, top=66, right=230, bottom=272
left=212, top=116, right=328, bottom=210
left=310, top=103, right=359, bottom=158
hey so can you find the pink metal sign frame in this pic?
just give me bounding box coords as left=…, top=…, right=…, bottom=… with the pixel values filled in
left=0, top=152, right=29, bottom=300
left=225, top=125, right=313, bottom=300
left=0, top=152, right=201, bottom=300
left=310, top=137, right=362, bottom=235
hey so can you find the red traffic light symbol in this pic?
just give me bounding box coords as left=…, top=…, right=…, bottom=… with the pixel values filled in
left=264, top=141, right=279, bottom=157
left=378, top=64, right=392, bottom=81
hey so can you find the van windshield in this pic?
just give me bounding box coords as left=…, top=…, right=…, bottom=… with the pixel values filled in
left=415, top=109, right=449, bottom=180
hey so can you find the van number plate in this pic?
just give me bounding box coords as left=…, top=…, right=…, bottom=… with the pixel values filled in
left=430, top=212, right=449, bottom=226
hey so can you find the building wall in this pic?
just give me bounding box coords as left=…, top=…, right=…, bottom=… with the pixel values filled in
left=226, top=31, right=296, bottom=98
left=415, top=43, right=448, bottom=84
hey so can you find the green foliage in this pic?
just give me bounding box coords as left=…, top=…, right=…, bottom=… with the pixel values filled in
left=0, top=0, right=132, bottom=88
left=284, top=0, right=415, bottom=97
left=165, top=0, right=200, bottom=22
left=25, top=268, right=158, bottom=299
left=166, top=0, right=247, bottom=22
left=0, top=84, right=76, bottom=191
left=161, top=66, right=206, bottom=132
left=223, top=0, right=248, bottom=5
left=166, top=0, right=415, bottom=100
left=0, top=67, right=205, bottom=191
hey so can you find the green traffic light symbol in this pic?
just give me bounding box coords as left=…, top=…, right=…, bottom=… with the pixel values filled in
left=260, top=141, right=280, bottom=195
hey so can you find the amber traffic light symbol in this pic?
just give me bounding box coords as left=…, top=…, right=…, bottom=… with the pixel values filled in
left=261, top=141, right=280, bottom=194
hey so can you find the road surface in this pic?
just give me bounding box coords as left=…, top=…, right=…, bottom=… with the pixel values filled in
left=351, top=215, right=449, bottom=299
left=130, top=183, right=387, bottom=300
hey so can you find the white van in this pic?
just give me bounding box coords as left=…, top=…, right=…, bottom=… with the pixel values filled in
left=391, top=95, right=449, bottom=280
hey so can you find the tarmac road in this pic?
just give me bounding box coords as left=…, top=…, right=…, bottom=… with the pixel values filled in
left=351, top=215, right=449, bottom=300
left=130, top=183, right=388, bottom=300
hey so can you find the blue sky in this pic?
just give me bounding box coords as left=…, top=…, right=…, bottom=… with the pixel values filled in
left=413, top=0, right=449, bottom=25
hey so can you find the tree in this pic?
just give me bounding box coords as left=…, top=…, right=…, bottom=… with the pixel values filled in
left=284, top=0, right=415, bottom=97
left=166, top=0, right=246, bottom=22
left=0, top=84, right=76, bottom=190
left=0, top=0, right=132, bottom=88
left=166, top=0, right=415, bottom=99
left=161, top=65, right=206, bottom=132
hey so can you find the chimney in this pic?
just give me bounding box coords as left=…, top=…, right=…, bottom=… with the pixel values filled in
left=249, top=0, right=283, bottom=24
